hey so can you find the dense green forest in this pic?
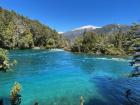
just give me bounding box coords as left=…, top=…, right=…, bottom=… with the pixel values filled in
left=0, top=7, right=67, bottom=49
left=71, top=24, right=140, bottom=55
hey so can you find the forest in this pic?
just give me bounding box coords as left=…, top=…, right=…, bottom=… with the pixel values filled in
left=71, top=24, right=140, bottom=55
left=0, top=7, right=67, bottom=49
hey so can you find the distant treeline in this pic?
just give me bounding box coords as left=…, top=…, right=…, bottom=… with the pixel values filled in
left=0, top=7, right=67, bottom=49
left=71, top=24, right=140, bottom=55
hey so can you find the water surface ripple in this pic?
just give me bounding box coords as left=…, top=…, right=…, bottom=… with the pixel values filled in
left=0, top=50, right=139, bottom=105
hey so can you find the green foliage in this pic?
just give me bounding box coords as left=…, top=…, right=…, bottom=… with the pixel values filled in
left=0, top=48, right=9, bottom=71
left=3, top=21, right=15, bottom=48
left=45, top=38, right=55, bottom=48
left=10, top=82, right=22, bottom=105
left=0, top=7, right=67, bottom=49
left=105, top=44, right=125, bottom=55
left=0, top=48, right=17, bottom=71
left=80, top=96, right=84, bottom=105
left=17, top=30, right=34, bottom=49
left=0, top=48, right=8, bottom=61
left=12, top=60, right=17, bottom=65
left=10, top=82, right=22, bottom=98
left=71, top=24, right=140, bottom=55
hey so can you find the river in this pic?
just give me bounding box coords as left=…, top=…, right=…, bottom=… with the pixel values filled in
left=0, top=49, right=140, bottom=105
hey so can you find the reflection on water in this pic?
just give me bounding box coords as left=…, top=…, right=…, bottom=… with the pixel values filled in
left=0, top=50, right=139, bottom=105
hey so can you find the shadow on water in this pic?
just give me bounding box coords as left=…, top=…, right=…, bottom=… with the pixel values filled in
left=85, top=98, right=139, bottom=105
left=88, top=77, right=140, bottom=105
left=85, top=98, right=108, bottom=105
left=0, top=97, right=11, bottom=105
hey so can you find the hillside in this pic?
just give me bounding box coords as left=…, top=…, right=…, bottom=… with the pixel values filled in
left=63, top=25, right=99, bottom=41
left=0, top=7, right=66, bottom=49
left=63, top=24, right=130, bottom=42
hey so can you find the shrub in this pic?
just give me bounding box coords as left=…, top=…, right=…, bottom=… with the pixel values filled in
left=10, top=82, right=22, bottom=105
left=0, top=48, right=9, bottom=71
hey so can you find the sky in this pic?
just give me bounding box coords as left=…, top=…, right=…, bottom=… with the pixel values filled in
left=0, top=0, right=140, bottom=32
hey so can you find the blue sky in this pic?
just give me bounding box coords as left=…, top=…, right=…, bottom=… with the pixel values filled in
left=0, top=0, right=140, bottom=32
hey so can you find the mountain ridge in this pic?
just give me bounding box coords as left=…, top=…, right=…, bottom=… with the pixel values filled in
left=72, top=25, right=100, bottom=31
left=62, top=24, right=131, bottom=41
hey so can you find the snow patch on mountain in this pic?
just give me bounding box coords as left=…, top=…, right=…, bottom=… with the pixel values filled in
left=58, top=32, right=64, bottom=34
left=72, top=25, right=100, bottom=31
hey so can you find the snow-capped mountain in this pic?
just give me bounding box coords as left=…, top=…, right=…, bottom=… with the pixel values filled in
left=72, top=25, right=100, bottom=31
left=62, top=24, right=130, bottom=42
left=58, top=32, right=64, bottom=34
left=63, top=25, right=100, bottom=41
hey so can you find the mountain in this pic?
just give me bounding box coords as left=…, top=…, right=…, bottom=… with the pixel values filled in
left=63, top=24, right=130, bottom=41
left=63, top=25, right=100, bottom=41
left=93, top=24, right=130, bottom=35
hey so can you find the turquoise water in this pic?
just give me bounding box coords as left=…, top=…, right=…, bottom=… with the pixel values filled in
left=0, top=50, right=140, bottom=105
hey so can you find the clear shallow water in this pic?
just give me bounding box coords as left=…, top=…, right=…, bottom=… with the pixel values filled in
left=0, top=50, right=140, bottom=105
